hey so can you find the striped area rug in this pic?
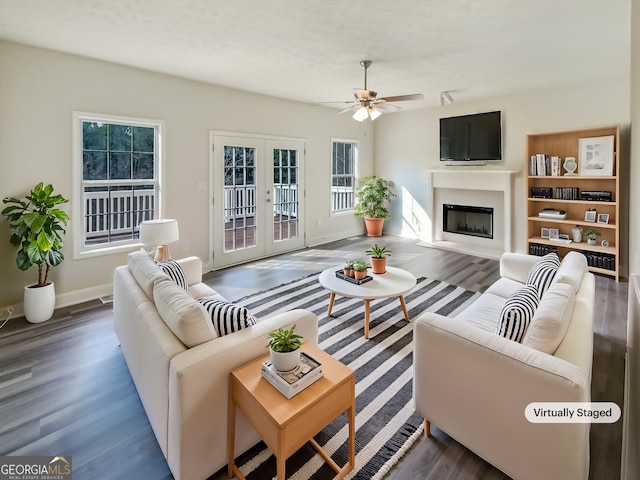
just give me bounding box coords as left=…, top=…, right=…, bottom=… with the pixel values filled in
left=234, top=272, right=480, bottom=480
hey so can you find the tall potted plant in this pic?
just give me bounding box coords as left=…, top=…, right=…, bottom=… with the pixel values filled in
left=2, top=183, right=69, bottom=323
left=354, top=176, right=396, bottom=236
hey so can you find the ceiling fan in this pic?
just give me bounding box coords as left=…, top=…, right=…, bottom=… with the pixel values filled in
left=323, top=60, right=424, bottom=121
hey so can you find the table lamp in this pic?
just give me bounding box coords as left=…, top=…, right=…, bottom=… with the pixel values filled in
left=139, top=219, right=179, bottom=262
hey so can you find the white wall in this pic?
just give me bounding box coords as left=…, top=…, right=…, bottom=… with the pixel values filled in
left=374, top=75, right=631, bottom=263
left=0, top=41, right=373, bottom=309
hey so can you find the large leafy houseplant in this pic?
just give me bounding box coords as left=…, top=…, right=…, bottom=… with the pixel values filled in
left=354, top=176, right=396, bottom=236
left=2, top=182, right=69, bottom=287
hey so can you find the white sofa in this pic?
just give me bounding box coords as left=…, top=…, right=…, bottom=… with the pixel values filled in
left=113, top=251, right=318, bottom=480
left=413, top=251, right=595, bottom=480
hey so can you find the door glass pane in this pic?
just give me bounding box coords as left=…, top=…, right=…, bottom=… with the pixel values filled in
left=223, top=146, right=256, bottom=252
left=273, top=148, right=298, bottom=242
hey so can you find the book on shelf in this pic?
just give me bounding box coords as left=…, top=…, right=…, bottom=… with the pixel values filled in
left=261, top=351, right=323, bottom=399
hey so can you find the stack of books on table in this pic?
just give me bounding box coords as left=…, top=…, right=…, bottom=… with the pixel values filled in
left=261, top=352, right=323, bottom=399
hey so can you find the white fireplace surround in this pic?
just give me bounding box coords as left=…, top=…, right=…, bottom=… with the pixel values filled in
left=427, top=169, right=517, bottom=259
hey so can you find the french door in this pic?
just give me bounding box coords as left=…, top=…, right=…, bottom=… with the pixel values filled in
left=210, top=133, right=305, bottom=269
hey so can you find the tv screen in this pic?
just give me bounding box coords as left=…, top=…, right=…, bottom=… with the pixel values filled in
left=440, top=111, right=502, bottom=162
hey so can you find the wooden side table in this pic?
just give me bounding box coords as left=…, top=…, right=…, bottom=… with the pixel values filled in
left=228, top=343, right=355, bottom=480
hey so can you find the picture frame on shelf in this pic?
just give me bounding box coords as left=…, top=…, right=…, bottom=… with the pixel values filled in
left=541, top=228, right=550, bottom=239
left=549, top=228, right=559, bottom=240
left=597, top=213, right=610, bottom=224
left=585, top=210, right=597, bottom=222
left=579, top=135, right=614, bottom=176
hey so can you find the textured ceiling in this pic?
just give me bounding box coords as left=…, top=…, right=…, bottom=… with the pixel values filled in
left=0, top=0, right=631, bottom=109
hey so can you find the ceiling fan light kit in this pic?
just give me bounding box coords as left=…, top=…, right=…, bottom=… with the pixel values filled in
left=326, top=60, right=424, bottom=121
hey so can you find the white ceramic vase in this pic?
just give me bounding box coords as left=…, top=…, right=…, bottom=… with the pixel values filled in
left=270, top=348, right=301, bottom=372
left=23, top=282, right=56, bottom=323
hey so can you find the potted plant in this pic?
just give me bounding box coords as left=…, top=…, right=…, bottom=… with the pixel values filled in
left=353, top=260, right=368, bottom=280
left=2, top=182, right=69, bottom=323
left=365, top=244, right=391, bottom=274
left=583, top=228, right=601, bottom=246
left=343, top=259, right=355, bottom=277
left=266, top=324, right=304, bottom=372
left=354, top=176, right=396, bottom=237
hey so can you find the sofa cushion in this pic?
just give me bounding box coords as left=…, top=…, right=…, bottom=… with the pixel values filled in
left=128, top=249, right=170, bottom=299
left=526, top=253, right=560, bottom=297
left=553, top=251, right=588, bottom=293
left=496, top=285, right=539, bottom=342
left=153, top=280, right=217, bottom=347
left=197, top=297, right=259, bottom=337
left=158, top=259, right=188, bottom=290
left=454, top=293, right=505, bottom=333
left=522, top=282, right=575, bottom=354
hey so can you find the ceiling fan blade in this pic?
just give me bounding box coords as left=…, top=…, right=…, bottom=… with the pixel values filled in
left=312, top=100, right=354, bottom=105
left=374, top=103, right=401, bottom=112
left=338, top=105, right=357, bottom=114
left=377, top=93, right=424, bottom=103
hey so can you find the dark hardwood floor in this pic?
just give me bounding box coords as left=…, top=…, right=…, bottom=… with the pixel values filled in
left=0, top=236, right=627, bottom=479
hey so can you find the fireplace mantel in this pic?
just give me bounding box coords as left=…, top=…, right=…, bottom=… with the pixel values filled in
left=427, top=169, right=517, bottom=258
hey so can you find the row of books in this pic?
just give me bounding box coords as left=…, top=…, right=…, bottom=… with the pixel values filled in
left=260, top=351, right=323, bottom=399
left=583, top=252, right=616, bottom=271
left=555, top=187, right=580, bottom=200
left=529, top=154, right=562, bottom=176
left=529, top=243, right=558, bottom=256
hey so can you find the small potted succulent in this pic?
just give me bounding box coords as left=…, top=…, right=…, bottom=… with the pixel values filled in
left=365, top=243, right=391, bottom=274
left=583, top=228, right=601, bottom=246
left=353, top=260, right=368, bottom=280
left=266, top=324, right=303, bottom=372
left=343, top=260, right=355, bottom=277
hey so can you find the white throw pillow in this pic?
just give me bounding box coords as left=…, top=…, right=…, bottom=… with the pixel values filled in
left=197, top=296, right=259, bottom=337
left=526, top=252, right=560, bottom=297
left=496, top=285, right=539, bottom=342
left=128, top=249, right=169, bottom=299
left=552, top=251, right=587, bottom=293
left=157, top=259, right=188, bottom=290
left=153, top=280, right=217, bottom=347
left=522, top=282, right=575, bottom=354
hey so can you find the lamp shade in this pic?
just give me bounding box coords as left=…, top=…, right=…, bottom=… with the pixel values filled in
left=140, top=219, right=179, bottom=246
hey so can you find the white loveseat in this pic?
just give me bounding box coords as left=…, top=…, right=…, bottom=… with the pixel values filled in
left=113, top=251, right=318, bottom=480
left=413, top=252, right=595, bottom=480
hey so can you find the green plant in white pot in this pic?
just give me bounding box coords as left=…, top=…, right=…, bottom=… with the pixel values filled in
left=583, top=228, right=600, bottom=246
left=2, top=183, right=69, bottom=323
left=266, top=324, right=303, bottom=372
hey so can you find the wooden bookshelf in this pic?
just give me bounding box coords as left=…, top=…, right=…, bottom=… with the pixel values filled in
left=526, top=125, right=620, bottom=281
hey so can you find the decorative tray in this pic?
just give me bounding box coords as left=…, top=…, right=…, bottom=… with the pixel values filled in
left=335, top=269, right=373, bottom=285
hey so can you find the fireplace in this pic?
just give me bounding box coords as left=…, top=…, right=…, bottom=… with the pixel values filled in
left=443, top=204, right=493, bottom=239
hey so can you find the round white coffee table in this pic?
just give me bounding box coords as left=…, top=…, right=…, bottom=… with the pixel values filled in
left=318, top=266, right=417, bottom=338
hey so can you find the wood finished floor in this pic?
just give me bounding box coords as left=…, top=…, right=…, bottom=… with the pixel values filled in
left=0, top=236, right=627, bottom=480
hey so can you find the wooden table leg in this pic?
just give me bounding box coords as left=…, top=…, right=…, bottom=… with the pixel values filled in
left=364, top=299, right=371, bottom=338
left=276, top=454, right=286, bottom=480
left=327, top=292, right=336, bottom=316
left=399, top=295, right=410, bottom=322
left=347, top=401, right=355, bottom=470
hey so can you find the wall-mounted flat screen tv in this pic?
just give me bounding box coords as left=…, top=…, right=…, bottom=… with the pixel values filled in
left=440, top=111, right=502, bottom=162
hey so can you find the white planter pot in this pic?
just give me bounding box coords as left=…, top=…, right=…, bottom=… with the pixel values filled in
left=588, top=238, right=597, bottom=246
left=23, top=282, right=55, bottom=323
left=269, top=348, right=301, bottom=372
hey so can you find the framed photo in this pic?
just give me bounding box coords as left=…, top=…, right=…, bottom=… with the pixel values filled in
left=597, top=213, right=610, bottom=224
left=585, top=210, right=597, bottom=222
left=579, top=135, right=614, bottom=176
left=541, top=228, right=550, bottom=239
left=549, top=228, right=559, bottom=240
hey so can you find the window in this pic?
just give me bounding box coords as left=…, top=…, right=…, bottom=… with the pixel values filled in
left=73, top=112, right=164, bottom=256
left=331, top=140, right=357, bottom=213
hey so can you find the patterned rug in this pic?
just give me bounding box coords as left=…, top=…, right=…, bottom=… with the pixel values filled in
left=233, top=272, right=480, bottom=480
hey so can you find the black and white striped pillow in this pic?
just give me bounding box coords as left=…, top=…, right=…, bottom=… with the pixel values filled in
left=158, top=259, right=188, bottom=290
left=496, top=284, right=539, bottom=342
left=526, top=252, right=560, bottom=297
left=197, top=297, right=259, bottom=337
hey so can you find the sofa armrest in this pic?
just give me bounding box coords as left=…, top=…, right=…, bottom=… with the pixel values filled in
left=177, top=256, right=203, bottom=286
left=413, top=312, right=590, bottom=480
left=499, top=252, right=540, bottom=284
left=166, top=309, right=318, bottom=480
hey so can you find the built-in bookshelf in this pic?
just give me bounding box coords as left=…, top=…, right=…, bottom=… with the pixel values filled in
left=526, top=125, right=620, bottom=281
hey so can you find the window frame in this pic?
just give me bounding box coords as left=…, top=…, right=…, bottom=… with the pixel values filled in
left=72, top=111, right=166, bottom=259
left=330, top=138, right=358, bottom=215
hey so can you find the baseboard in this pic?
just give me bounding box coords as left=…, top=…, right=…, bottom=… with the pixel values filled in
left=1, top=283, right=113, bottom=320
left=307, top=228, right=365, bottom=247
left=418, top=240, right=504, bottom=260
